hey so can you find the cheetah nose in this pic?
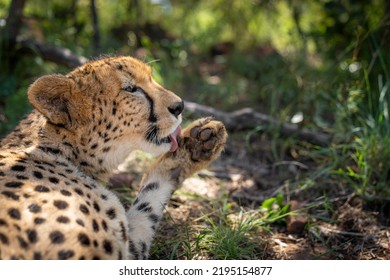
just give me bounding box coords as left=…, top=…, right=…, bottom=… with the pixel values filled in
left=168, top=100, right=184, bottom=118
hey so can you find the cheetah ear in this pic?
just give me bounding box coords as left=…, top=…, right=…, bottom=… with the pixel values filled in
left=28, top=74, right=74, bottom=127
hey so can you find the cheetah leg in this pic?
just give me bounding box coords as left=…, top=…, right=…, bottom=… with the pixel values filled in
left=125, top=117, right=227, bottom=259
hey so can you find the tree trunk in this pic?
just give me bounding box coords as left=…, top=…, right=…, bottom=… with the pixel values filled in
left=2, top=0, right=27, bottom=72
left=90, top=0, right=101, bottom=56
left=5, top=0, right=27, bottom=52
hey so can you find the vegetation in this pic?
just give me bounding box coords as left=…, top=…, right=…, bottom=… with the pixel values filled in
left=1, top=0, right=389, bottom=259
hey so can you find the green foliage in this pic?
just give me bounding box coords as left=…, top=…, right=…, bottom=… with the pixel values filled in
left=260, top=193, right=290, bottom=226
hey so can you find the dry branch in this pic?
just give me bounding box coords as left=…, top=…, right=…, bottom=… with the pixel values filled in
left=18, top=39, right=87, bottom=69
left=185, top=101, right=332, bottom=146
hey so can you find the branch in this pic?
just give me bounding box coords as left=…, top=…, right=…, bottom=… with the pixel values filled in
left=18, top=39, right=87, bottom=68
left=185, top=101, right=332, bottom=147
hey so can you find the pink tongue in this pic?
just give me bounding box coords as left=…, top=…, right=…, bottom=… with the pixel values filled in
left=169, top=126, right=181, bottom=152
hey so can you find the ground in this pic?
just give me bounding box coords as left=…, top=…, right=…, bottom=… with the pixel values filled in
left=109, top=124, right=390, bottom=260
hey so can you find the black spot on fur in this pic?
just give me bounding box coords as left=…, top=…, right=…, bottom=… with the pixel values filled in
left=92, top=219, right=99, bottom=232
left=58, top=250, right=75, bottom=260
left=28, top=204, right=41, bottom=213
left=142, top=182, right=159, bottom=193
left=5, top=181, right=24, bottom=188
left=49, top=177, right=59, bottom=184
left=106, top=208, right=116, bottom=219
left=79, top=204, right=90, bottom=215
left=16, top=175, right=28, bottom=180
left=128, top=240, right=139, bottom=259
left=11, top=165, right=26, bottom=172
left=34, top=217, right=45, bottom=224
left=53, top=200, right=69, bottom=210
left=78, top=233, right=91, bottom=247
left=17, top=236, right=29, bottom=249
left=34, top=185, right=50, bottom=192
left=49, top=231, right=65, bottom=244
left=26, top=229, right=38, bottom=243
left=57, top=216, right=70, bottom=224
left=141, top=242, right=147, bottom=254
left=33, top=171, right=43, bottom=179
left=76, top=219, right=85, bottom=227
left=103, top=239, right=113, bottom=255
left=93, top=201, right=100, bottom=212
left=0, top=219, right=8, bottom=227
left=75, top=188, right=84, bottom=196
left=2, top=191, right=20, bottom=201
left=8, top=208, right=21, bottom=220
left=60, top=189, right=72, bottom=196
left=102, top=220, right=108, bottom=231
left=0, top=232, right=9, bottom=244
left=149, top=214, right=160, bottom=224
left=91, top=143, right=98, bottom=149
left=33, top=252, right=41, bottom=260
left=120, top=222, right=127, bottom=241
left=137, top=202, right=152, bottom=213
left=39, top=146, right=61, bottom=155
left=83, top=183, right=93, bottom=189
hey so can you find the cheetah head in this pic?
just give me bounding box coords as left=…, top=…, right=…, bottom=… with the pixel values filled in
left=28, top=56, right=183, bottom=165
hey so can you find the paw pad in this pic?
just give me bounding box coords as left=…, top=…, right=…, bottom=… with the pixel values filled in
left=183, top=118, right=227, bottom=162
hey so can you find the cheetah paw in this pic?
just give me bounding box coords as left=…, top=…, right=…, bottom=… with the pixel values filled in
left=180, top=117, right=227, bottom=164
left=154, top=117, right=227, bottom=184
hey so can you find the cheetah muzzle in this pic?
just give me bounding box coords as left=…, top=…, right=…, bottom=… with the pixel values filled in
left=0, top=56, right=227, bottom=260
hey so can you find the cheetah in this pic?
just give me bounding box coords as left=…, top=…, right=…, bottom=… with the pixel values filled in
left=0, top=56, right=227, bottom=260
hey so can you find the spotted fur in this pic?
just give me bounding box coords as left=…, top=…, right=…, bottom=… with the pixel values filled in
left=0, top=56, right=227, bottom=259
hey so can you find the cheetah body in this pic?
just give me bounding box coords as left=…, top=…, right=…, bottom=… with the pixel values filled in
left=0, top=56, right=227, bottom=259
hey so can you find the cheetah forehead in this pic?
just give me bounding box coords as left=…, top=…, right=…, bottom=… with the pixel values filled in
left=68, top=56, right=153, bottom=82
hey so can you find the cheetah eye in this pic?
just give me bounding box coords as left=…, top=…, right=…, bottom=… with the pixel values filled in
left=123, top=85, right=139, bottom=93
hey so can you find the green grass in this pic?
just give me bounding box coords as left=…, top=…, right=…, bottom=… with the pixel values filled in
left=149, top=192, right=295, bottom=260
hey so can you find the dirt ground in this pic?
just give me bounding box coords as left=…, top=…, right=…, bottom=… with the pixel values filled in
left=110, top=131, right=390, bottom=260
